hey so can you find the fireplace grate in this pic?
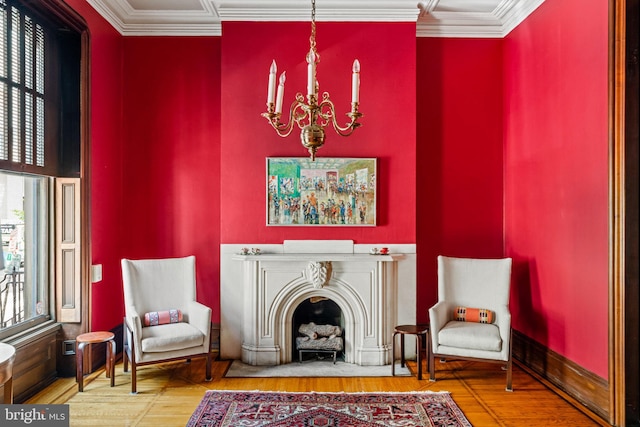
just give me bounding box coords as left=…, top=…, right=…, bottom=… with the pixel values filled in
left=298, top=349, right=341, bottom=364
left=295, top=321, right=344, bottom=364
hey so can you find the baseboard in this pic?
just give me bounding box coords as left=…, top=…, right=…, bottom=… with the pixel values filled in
left=513, top=329, right=610, bottom=422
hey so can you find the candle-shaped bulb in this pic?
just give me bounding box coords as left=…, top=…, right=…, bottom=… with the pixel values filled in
left=307, top=49, right=316, bottom=96
left=275, top=71, right=286, bottom=114
left=267, top=60, right=277, bottom=105
left=351, top=59, right=360, bottom=103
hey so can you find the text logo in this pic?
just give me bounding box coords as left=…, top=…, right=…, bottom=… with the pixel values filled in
left=0, top=405, right=69, bottom=426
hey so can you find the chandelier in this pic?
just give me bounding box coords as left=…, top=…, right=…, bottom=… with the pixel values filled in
left=261, top=0, right=363, bottom=161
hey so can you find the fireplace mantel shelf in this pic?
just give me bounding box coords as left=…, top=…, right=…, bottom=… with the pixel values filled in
left=232, top=253, right=404, bottom=262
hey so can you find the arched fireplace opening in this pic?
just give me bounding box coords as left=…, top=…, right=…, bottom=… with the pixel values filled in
left=292, top=297, right=344, bottom=362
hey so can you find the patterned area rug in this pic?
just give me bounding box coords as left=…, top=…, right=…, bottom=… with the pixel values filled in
left=186, top=390, right=472, bottom=427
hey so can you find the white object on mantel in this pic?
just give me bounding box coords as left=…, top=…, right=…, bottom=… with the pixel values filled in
left=283, top=240, right=353, bottom=254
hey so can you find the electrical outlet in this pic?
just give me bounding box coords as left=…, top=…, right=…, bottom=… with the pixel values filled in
left=91, top=264, right=103, bottom=283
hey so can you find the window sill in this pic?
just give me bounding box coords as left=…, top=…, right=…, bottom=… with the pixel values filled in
left=2, top=320, right=61, bottom=348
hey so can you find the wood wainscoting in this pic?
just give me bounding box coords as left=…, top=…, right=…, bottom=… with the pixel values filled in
left=513, top=329, right=609, bottom=421
left=0, top=322, right=60, bottom=403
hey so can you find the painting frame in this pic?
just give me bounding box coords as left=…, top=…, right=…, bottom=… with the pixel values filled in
left=267, top=157, right=377, bottom=227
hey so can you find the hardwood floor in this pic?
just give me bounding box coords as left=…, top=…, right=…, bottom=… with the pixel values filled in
left=27, top=356, right=608, bottom=426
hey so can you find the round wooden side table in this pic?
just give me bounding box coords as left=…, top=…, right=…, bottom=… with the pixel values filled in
left=0, top=342, right=16, bottom=403
left=392, top=324, right=430, bottom=380
left=76, top=331, right=116, bottom=392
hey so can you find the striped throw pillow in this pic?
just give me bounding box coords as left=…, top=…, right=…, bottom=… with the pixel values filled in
left=143, top=309, right=183, bottom=327
left=454, top=306, right=495, bottom=324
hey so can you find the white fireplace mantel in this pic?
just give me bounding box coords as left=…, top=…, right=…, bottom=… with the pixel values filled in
left=220, top=240, right=417, bottom=366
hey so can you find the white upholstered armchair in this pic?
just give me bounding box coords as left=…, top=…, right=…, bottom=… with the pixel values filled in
left=121, top=256, right=212, bottom=393
left=428, top=255, right=513, bottom=391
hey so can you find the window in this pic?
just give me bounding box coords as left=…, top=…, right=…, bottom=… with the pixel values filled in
left=0, top=171, right=49, bottom=334
left=0, top=0, right=84, bottom=339
left=0, top=0, right=52, bottom=175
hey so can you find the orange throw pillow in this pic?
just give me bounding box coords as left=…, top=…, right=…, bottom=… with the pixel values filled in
left=143, top=309, right=183, bottom=327
left=454, top=306, right=495, bottom=324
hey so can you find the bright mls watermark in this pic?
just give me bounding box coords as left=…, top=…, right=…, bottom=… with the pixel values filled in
left=0, top=405, right=69, bottom=426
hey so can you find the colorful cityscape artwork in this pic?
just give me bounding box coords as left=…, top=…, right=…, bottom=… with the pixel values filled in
left=267, top=157, right=376, bottom=226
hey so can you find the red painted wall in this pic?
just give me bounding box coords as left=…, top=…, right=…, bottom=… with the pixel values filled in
left=59, top=1, right=223, bottom=328
left=504, top=0, right=609, bottom=377
left=120, top=37, right=222, bottom=320
left=416, top=38, right=505, bottom=322
left=220, top=22, right=416, bottom=243
left=65, top=0, right=611, bottom=381
left=64, top=0, right=125, bottom=332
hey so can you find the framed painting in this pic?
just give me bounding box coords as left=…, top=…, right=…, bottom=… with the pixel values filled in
left=267, top=157, right=376, bottom=226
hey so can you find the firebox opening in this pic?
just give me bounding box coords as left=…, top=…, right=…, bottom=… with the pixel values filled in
left=292, top=297, right=344, bottom=363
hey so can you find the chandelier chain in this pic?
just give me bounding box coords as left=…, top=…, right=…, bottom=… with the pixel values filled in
left=309, top=0, right=316, bottom=52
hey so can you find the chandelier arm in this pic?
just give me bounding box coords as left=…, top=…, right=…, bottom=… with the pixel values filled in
left=317, top=98, right=362, bottom=136
left=262, top=98, right=310, bottom=138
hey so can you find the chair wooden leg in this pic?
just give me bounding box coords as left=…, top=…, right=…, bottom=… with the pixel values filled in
left=427, top=331, right=435, bottom=382
left=505, top=328, right=513, bottom=391
left=130, top=360, right=137, bottom=394
left=123, top=342, right=129, bottom=372
left=205, top=353, right=212, bottom=381
left=428, top=351, right=436, bottom=381
left=391, top=331, right=398, bottom=376
left=416, top=334, right=423, bottom=380
left=130, top=336, right=137, bottom=394
left=506, top=329, right=513, bottom=391
left=76, top=342, right=86, bottom=392
left=123, top=321, right=129, bottom=373
left=107, top=339, right=116, bottom=387
left=505, top=358, right=513, bottom=392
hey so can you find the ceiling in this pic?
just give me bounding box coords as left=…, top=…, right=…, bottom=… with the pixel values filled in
left=86, top=0, right=544, bottom=38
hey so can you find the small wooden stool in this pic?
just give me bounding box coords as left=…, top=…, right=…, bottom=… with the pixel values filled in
left=76, top=331, right=116, bottom=392
left=0, top=343, right=16, bottom=403
left=392, top=324, right=430, bottom=380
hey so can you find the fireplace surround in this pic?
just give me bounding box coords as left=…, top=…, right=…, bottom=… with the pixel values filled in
left=220, top=240, right=417, bottom=366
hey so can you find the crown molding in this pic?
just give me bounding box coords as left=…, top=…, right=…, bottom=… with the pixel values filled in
left=87, top=0, right=222, bottom=36
left=87, top=0, right=544, bottom=38
left=216, top=1, right=421, bottom=22
left=498, top=0, right=545, bottom=36
left=416, top=0, right=544, bottom=38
